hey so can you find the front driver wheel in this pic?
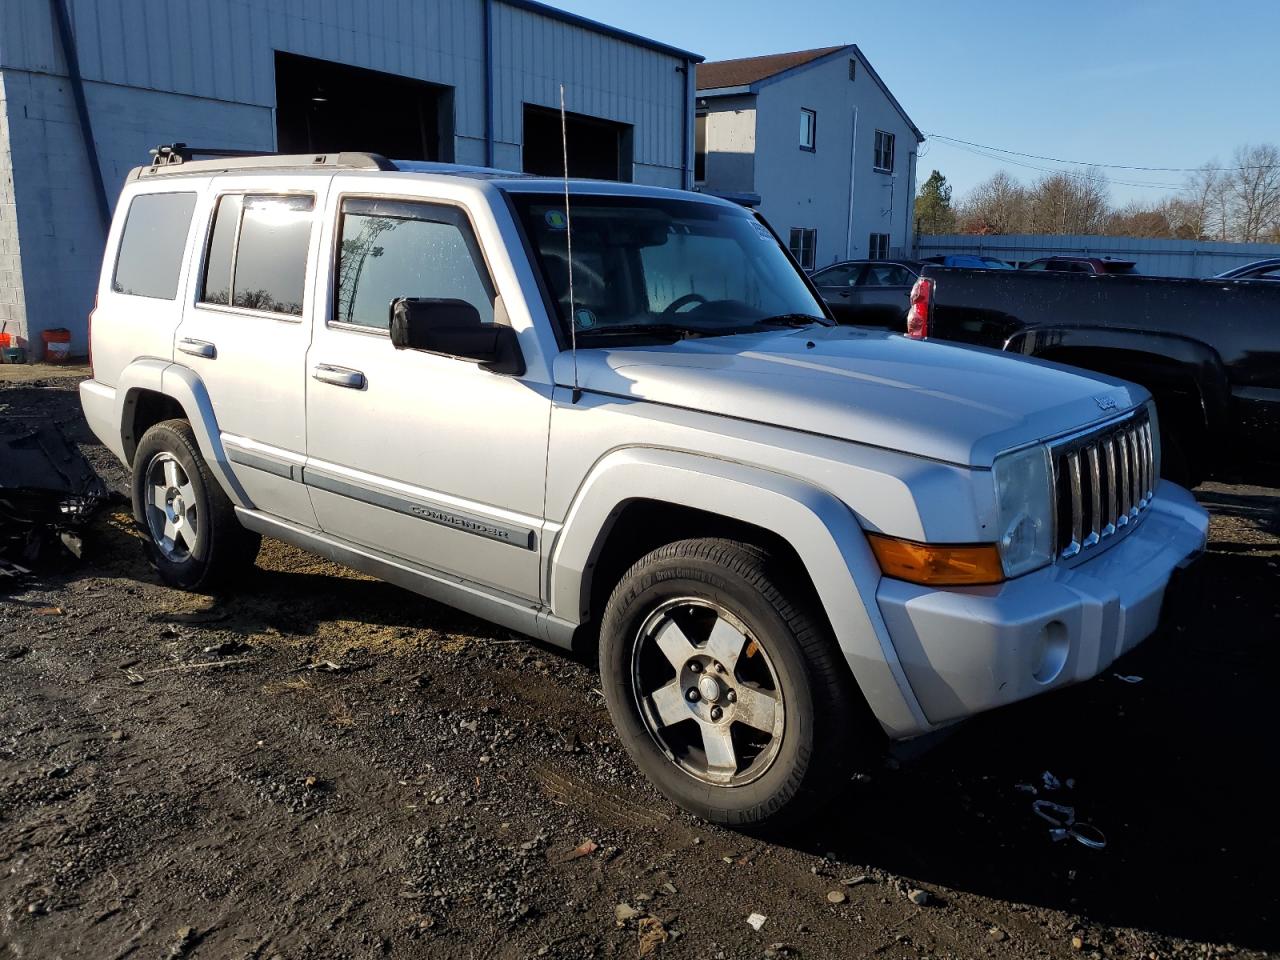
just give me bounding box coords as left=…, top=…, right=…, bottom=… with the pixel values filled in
left=599, top=538, right=869, bottom=826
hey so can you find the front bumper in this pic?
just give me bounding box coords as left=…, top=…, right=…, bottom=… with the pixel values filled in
left=876, top=481, right=1208, bottom=728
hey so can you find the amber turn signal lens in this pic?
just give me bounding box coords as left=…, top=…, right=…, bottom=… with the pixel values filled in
left=867, top=533, right=1005, bottom=586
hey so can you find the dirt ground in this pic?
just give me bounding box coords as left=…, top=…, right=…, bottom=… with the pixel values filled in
left=1, top=369, right=1277, bottom=960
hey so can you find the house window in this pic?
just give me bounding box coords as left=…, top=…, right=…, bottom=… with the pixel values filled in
left=849, top=58, right=857, bottom=81
left=789, top=228, right=817, bottom=270
left=873, top=130, right=895, bottom=173
left=799, top=108, right=816, bottom=152
left=695, top=113, right=707, bottom=183
left=868, top=232, right=890, bottom=260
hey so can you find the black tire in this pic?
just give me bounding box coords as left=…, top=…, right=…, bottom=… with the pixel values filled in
left=130, top=418, right=260, bottom=591
left=599, top=537, right=873, bottom=827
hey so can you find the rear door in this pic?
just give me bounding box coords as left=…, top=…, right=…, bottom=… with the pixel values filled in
left=850, top=262, right=917, bottom=329
left=171, top=176, right=327, bottom=527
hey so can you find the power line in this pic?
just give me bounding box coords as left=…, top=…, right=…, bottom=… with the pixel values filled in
left=934, top=138, right=1185, bottom=191
left=924, top=133, right=1278, bottom=173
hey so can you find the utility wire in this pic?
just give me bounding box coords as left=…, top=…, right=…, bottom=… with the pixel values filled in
left=933, top=139, right=1187, bottom=191
left=925, top=133, right=1278, bottom=174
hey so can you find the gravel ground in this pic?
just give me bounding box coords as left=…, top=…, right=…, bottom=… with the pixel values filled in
left=1, top=370, right=1277, bottom=960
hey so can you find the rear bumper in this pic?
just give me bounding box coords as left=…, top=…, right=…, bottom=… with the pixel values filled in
left=876, top=481, right=1208, bottom=728
left=78, top=379, right=126, bottom=465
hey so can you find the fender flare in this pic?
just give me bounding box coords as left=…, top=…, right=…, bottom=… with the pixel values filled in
left=1006, top=326, right=1232, bottom=432
left=548, top=447, right=931, bottom=738
left=115, top=359, right=252, bottom=508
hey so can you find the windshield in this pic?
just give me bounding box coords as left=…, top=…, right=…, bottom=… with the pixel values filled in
left=510, top=193, right=828, bottom=342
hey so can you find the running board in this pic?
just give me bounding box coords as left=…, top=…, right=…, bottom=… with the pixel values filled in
left=234, top=508, right=576, bottom=650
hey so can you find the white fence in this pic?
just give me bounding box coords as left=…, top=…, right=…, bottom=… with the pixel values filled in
left=913, top=234, right=1280, bottom=278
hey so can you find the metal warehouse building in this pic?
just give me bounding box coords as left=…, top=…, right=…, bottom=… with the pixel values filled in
left=0, top=0, right=701, bottom=356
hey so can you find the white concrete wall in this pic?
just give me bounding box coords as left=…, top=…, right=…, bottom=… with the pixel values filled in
left=748, top=51, right=919, bottom=268
left=0, top=0, right=693, bottom=353
left=699, top=95, right=756, bottom=194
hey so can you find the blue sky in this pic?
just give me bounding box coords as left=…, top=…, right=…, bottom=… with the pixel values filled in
left=550, top=0, right=1279, bottom=207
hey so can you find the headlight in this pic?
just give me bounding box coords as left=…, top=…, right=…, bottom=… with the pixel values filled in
left=992, top=444, right=1055, bottom=578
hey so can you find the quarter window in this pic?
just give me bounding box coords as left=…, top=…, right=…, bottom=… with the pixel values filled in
left=800, top=108, right=816, bottom=151
left=200, top=194, right=315, bottom=316
left=111, top=192, right=197, bottom=300
left=873, top=130, right=895, bottom=172
left=789, top=228, right=817, bottom=271
left=334, top=198, right=494, bottom=331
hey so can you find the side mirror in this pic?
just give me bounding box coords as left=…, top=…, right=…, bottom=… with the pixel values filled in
left=389, top=298, right=524, bottom=376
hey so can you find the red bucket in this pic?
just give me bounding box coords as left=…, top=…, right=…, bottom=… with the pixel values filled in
left=41, top=328, right=72, bottom=363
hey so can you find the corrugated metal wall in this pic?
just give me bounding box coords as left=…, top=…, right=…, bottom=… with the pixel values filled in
left=0, top=0, right=694, bottom=350
left=915, top=233, right=1280, bottom=279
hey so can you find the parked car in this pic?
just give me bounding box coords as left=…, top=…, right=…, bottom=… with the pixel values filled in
left=907, top=264, right=1280, bottom=486
left=808, top=258, right=922, bottom=327
left=1214, top=257, right=1280, bottom=281
left=921, top=254, right=1014, bottom=270
left=1021, top=256, right=1138, bottom=275
left=81, top=147, right=1207, bottom=825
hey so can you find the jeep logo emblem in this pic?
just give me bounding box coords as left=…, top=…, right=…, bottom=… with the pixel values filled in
left=1095, top=396, right=1117, bottom=411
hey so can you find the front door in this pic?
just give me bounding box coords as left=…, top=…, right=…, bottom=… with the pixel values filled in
left=303, top=189, right=550, bottom=600
left=850, top=262, right=917, bottom=330
left=172, top=180, right=325, bottom=527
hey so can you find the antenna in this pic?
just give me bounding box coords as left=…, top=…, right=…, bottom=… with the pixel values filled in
left=560, top=83, right=581, bottom=403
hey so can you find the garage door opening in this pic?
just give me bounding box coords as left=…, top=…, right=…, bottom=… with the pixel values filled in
left=275, top=52, right=453, bottom=161
left=522, top=104, right=632, bottom=181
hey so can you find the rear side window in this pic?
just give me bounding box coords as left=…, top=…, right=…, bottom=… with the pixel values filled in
left=111, top=192, right=197, bottom=299
left=333, top=198, right=495, bottom=331
left=200, top=194, right=314, bottom=316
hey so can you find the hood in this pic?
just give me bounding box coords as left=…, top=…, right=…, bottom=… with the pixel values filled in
left=554, top=326, right=1145, bottom=467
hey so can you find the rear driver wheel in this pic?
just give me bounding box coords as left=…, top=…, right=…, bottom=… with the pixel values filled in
left=131, top=419, right=260, bottom=591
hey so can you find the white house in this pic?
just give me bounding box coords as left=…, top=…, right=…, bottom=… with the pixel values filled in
left=695, top=45, right=923, bottom=270
left=0, top=0, right=700, bottom=356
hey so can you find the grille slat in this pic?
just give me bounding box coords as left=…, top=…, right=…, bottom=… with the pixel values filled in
left=1052, top=410, right=1154, bottom=561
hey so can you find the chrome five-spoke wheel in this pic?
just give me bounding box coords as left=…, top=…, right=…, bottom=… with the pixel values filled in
left=143, top=451, right=199, bottom=562
left=632, top=598, right=785, bottom=786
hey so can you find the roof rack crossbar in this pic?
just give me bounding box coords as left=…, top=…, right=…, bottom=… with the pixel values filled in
left=134, top=143, right=395, bottom=179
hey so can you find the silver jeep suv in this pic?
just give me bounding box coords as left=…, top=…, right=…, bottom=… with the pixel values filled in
left=80, top=149, right=1207, bottom=825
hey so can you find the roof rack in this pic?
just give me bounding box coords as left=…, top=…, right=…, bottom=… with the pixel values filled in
left=130, top=143, right=395, bottom=180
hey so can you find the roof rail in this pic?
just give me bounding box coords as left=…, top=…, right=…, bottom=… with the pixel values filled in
left=130, top=143, right=395, bottom=180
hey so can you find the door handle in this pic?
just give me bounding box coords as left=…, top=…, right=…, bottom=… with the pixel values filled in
left=177, top=338, right=216, bottom=359
left=312, top=364, right=366, bottom=390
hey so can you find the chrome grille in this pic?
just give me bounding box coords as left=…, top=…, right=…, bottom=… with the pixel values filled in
left=1052, top=410, right=1155, bottom=559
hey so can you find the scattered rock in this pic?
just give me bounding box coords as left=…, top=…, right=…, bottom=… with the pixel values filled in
left=840, top=875, right=873, bottom=887
left=1071, top=935, right=1085, bottom=951
left=2, top=645, right=31, bottom=660
left=826, top=890, right=847, bottom=904
left=26, top=901, right=46, bottom=916
left=33, top=606, right=65, bottom=616
left=660, top=882, right=677, bottom=895
left=907, top=888, right=930, bottom=906
left=169, top=925, right=198, bottom=957
left=615, top=903, right=643, bottom=924
left=989, top=927, right=1007, bottom=942
left=746, top=912, right=767, bottom=932
left=203, top=639, right=250, bottom=656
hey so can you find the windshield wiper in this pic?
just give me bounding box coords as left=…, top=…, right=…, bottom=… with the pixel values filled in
left=573, top=322, right=708, bottom=341
left=754, top=313, right=834, bottom=328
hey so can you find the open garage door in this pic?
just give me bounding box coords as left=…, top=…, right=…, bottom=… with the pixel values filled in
left=523, top=105, right=632, bottom=181
left=275, top=52, right=453, bottom=161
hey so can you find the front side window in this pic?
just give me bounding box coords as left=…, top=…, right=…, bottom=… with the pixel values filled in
left=873, top=130, right=895, bottom=172
left=788, top=228, right=817, bottom=271
left=112, top=192, right=197, bottom=299
left=800, top=108, right=816, bottom=151
left=334, top=198, right=494, bottom=331
left=200, top=194, right=314, bottom=316
left=511, top=193, right=826, bottom=341
left=811, top=264, right=857, bottom=287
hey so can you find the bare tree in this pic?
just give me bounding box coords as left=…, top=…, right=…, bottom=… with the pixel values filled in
left=1223, top=143, right=1280, bottom=242
left=1026, top=169, right=1111, bottom=235
left=956, top=171, right=1029, bottom=234
left=1181, top=163, right=1223, bottom=240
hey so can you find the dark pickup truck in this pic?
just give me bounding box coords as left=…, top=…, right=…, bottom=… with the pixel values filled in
left=908, top=266, right=1280, bottom=485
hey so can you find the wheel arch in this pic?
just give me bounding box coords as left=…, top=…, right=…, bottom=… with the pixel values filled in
left=548, top=447, right=930, bottom=738
left=115, top=359, right=251, bottom=507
